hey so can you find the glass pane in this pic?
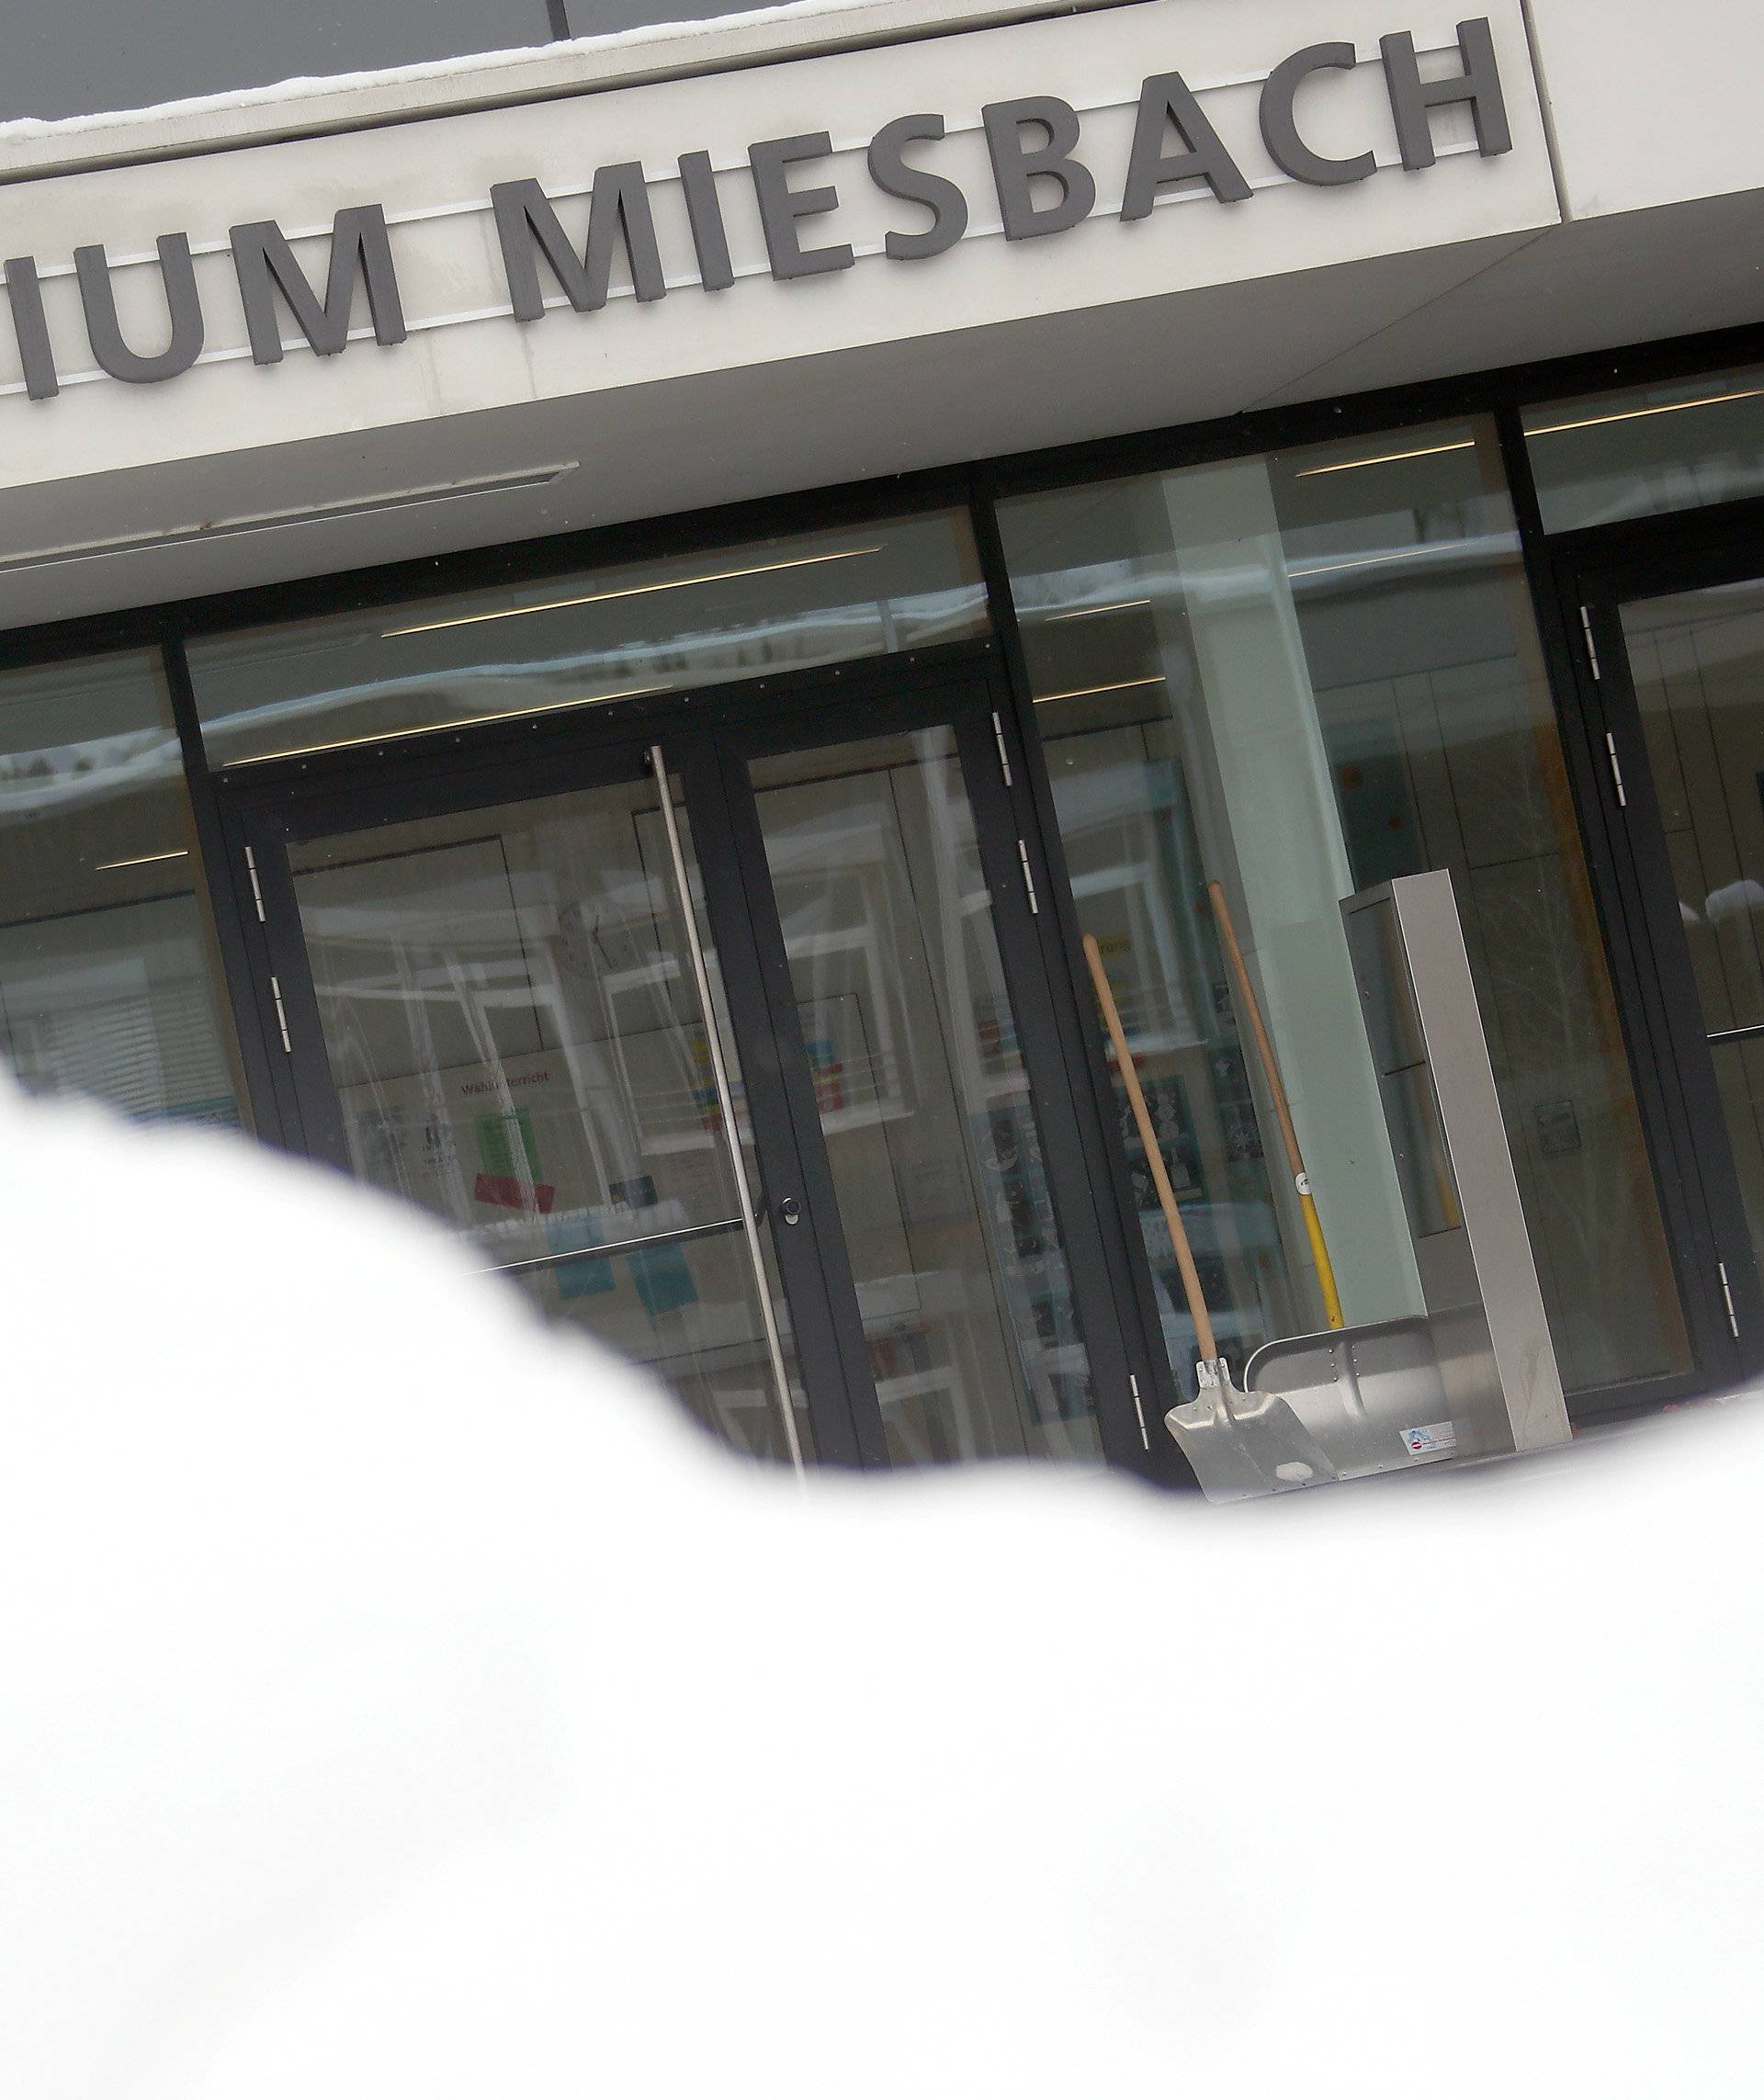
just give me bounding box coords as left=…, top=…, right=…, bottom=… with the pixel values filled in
left=0, top=650, right=244, bottom=1132
left=288, top=775, right=809, bottom=1463
left=1623, top=577, right=1764, bottom=1270
left=187, top=512, right=987, bottom=767
left=1000, top=417, right=1690, bottom=1397
left=1524, top=367, right=1764, bottom=534
left=4, top=4, right=560, bottom=122
left=750, top=726, right=1100, bottom=1464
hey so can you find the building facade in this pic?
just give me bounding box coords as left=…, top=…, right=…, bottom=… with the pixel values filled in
left=4, top=0, right=1763, bottom=1486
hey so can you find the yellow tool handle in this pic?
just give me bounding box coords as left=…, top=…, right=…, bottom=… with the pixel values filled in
left=1082, top=934, right=1219, bottom=1364
left=1206, top=882, right=1345, bottom=1332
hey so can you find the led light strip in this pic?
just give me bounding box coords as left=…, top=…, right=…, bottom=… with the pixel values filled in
left=1032, top=675, right=1167, bottom=705
left=222, top=683, right=672, bottom=768
left=381, top=546, right=884, bottom=639
left=1046, top=598, right=1154, bottom=622
left=94, top=847, right=189, bottom=872
left=1296, top=438, right=1478, bottom=479
left=1525, top=386, right=1764, bottom=438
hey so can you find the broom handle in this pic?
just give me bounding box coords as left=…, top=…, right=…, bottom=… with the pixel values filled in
left=1206, top=881, right=1346, bottom=1332
left=1082, top=934, right=1219, bottom=1364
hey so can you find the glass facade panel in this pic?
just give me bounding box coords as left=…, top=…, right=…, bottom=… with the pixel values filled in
left=288, top=776, right=811, bottom=1463
left=1622, top=576, right=1764, bottom=1280
left=0, top=651, right=243, bottom=1131
left=4, top=4, right=561, bottom=123
left=1000, top=419, right=1690, bottom=1397
left=1524, top=367, right=1764, bottom=535
left=750, top=727, right=1100, bottom=1462
left=187, top=513, right=987, bottom=767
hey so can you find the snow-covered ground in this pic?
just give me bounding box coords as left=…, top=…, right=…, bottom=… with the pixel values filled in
left=3, top=1075, right=1758, bottom=2096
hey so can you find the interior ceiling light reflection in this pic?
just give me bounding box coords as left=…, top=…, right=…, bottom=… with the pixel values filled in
left=381, top=546, right=885, bottom=640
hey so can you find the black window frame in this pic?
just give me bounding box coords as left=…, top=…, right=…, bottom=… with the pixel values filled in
left=3, top=317, right=1764, bottom=1433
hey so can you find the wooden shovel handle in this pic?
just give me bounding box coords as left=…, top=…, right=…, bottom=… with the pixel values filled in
left=1082, top=933, right=1218, bottom=1364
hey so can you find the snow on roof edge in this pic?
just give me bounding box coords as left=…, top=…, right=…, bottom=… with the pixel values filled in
left=0, top=0, right=920, bottom=146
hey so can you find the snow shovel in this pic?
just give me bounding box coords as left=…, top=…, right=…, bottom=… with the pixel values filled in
left=1080, top=935, right=1336, bottom=1501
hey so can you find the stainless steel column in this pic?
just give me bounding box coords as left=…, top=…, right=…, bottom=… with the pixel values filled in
left=650, top=746, right=807, bottom=1476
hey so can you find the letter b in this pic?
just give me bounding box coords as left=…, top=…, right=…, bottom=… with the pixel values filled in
left=982, top=97, right=1095, bottom=241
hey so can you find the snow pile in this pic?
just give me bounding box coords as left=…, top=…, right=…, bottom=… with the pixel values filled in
left=3, top=1075, right=1759, bottom=2097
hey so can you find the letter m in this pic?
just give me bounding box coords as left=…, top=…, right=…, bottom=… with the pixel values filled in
left=492, top=172, right=666, bottom=322
left=230, top=205, right=406, bottom=366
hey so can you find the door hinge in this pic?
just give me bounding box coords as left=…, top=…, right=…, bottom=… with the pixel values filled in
left=989, top=709, right=1014, bottom=785
left=267, top=974, right=293, bottom=1054
left=1129, top=1372, right=1150, bottom=1451
left=1579, top=605, right=1603, bottom=681
left=1016, top=838, right=1040, bottom=915
left=243, top=844, right=266, bottom=922
left=1604, top=731, right=1629, bottom=807
left=1720, top=1260, right=1740, bottom=1338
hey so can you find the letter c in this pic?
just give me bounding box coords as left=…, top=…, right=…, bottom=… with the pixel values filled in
left=1260, top=43, right=1377, bottom=186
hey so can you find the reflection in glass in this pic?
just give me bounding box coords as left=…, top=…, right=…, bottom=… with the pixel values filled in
left=0, top=651, right=243, bottom=1131
left=1000, top=419, right=1689, bottom=1396
left=751, top=728, right=1100, bottom=1463
left=1523, top=366, right=1764, bottom=534
left=288, top=778, right=810, bottom=1462
left=1623, top=578, right=1764, bottom=1276
left=187, top=512, right=988, bottom=766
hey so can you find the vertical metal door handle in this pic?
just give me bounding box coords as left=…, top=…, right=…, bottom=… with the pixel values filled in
left=650, top=746, right=807, bottom=1476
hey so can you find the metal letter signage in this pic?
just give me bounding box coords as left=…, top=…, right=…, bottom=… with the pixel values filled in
left=3, top=17, right=1515, bottom=404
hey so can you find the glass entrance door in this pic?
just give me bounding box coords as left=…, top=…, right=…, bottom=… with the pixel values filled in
left=736, top=719, right=1100, bottom=1465
left=278, top=767, right=817, bottom=1466
left=237, top=664, right=1143, bottom=1473
left=1598, top=563, right=1764, bottom=1365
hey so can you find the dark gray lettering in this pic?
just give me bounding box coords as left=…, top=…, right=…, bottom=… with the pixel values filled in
left=75, top=233, right=204, bottom=385
left=4, top=255, right=59, bottom=401
left=677, top=152, right=735, bottom=292
left=749, top=134, right=854, bottom=280
left=1381, top=17, right=1512, bottom=171
left=982, top=96, right=1095, bottom=239
left=492, top=170, right=667, bottom=322
left=230, top=205, right=405, bottom=365
left=1122, top=70, right=1252, bottom=220
left=868, top=114, right=968, bottom=261
left=1260, top=43, right=1377, bottom=186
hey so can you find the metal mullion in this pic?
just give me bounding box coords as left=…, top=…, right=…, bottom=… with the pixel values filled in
left=159, top=634, right=290, bottom=1151
left=946, top=698, right=1168, bottom=1479
left=235, top=798, right=351, bottom=1171
left=967, top=481, right=1194, bottom=1482
left=674, top=641, right=996, bottom=756
left=676, top=733, right=884, bottom=1468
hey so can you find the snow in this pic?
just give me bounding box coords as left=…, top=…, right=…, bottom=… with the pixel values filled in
left=3, top=1071, right=1761, bottom=2096
left=0, top=2, right=893, bottom=144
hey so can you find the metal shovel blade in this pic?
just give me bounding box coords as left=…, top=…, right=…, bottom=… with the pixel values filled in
left=1165, top=1358, right=1340, bottom=1504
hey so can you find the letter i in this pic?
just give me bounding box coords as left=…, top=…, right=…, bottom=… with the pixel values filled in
left=678, top=151, right=735, bottom=292
left=5, top=256, right=60, bottom=400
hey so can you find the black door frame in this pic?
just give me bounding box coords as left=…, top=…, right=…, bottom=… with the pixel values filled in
left=216, top=637, right=1185, bottom=1482
left=1536, top=494, right=1764, bottom=1400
